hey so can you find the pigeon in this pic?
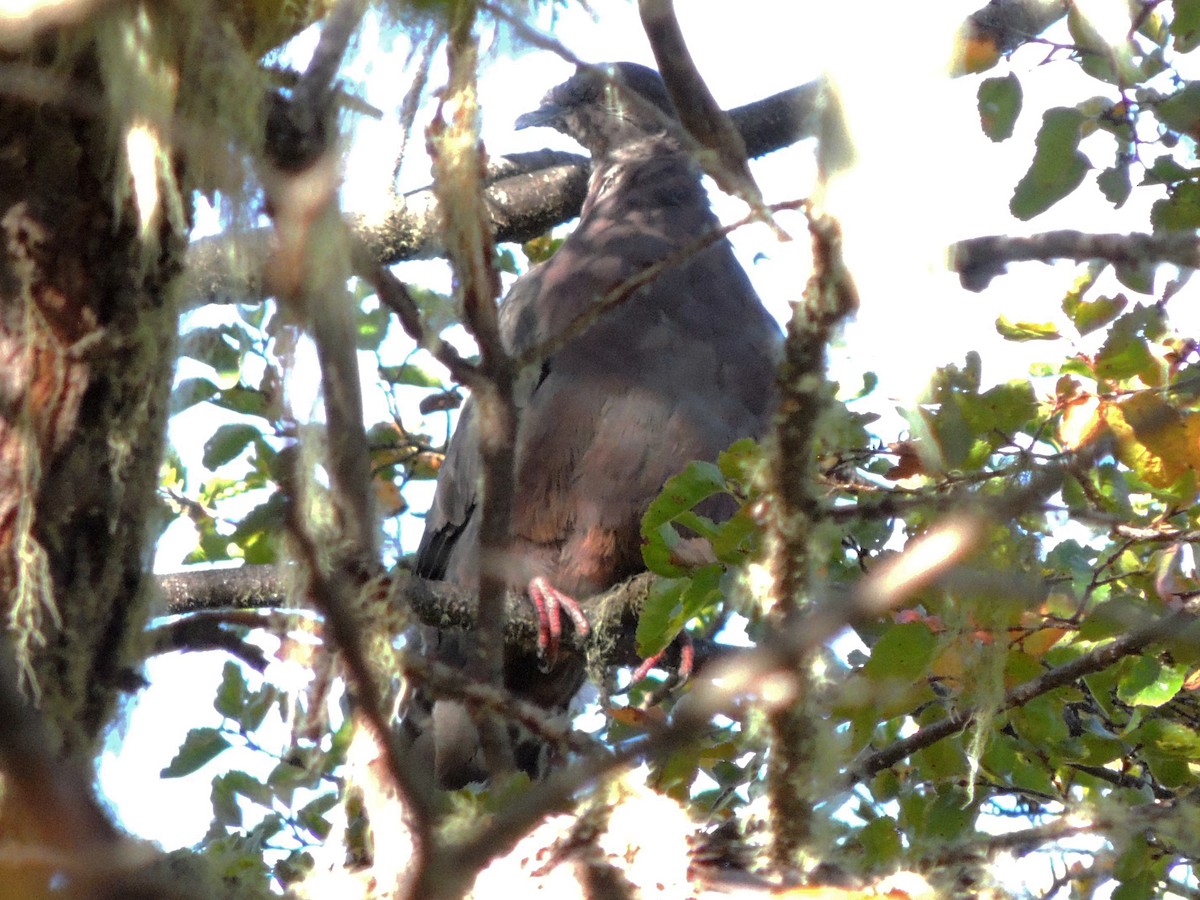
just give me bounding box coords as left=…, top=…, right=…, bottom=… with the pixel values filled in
left=409, top=62, right=780, bottom=788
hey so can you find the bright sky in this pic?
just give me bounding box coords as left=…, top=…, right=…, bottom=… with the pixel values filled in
left=100, top=0, right=1180, bottom=872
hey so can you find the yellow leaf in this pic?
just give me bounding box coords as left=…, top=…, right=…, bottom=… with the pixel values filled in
left=1021, top=625, right=1068, bottom=658
left=1058, top=392, right=1104, bottom=450
left=951, top=29, right=1002, bottom=76
left=1104, top=393, right=1200, bottom=489
left=373, top=477, right=406, bottom=517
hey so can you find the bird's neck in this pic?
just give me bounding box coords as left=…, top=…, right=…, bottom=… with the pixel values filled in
left=583, top=135, right=707, bottom=217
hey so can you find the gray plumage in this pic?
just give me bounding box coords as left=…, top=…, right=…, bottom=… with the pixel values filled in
left=409, top=63, right=780, bottom=788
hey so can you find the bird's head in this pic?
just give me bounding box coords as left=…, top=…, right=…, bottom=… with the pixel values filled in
left=515, top=62, right=678, bottom=157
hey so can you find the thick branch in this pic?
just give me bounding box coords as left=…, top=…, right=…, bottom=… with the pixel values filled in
left=182, top=84, right=820, bottom=307
left=159, top=564, right=655, bottom=665
left=967, top=0, right=1069, bottom=56
left=953, top=231, right=1200, bottom=291
left=0, top=636, right=120, bottom=852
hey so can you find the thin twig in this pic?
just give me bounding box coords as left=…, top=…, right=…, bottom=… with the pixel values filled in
left=352, top=242, right=480, bottom=389
left=422, top=0, right=516, bottom=793
left=280, top=465, right=435, bottom=862
left=144, top=612, right=272, bottom=671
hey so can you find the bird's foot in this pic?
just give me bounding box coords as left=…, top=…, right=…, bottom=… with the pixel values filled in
left=630, top=630, right=695, bottom=687
left=528, top=576, right=591, bottom=669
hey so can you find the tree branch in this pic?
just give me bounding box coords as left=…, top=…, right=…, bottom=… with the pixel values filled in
left=966, top=0, right=1070, bottom=58
left=279, top=455, right=437, bottom=861
left=181, top=83, right=821, bottom=307
left=159, top=564, right=656, bottom=664
left=847, top=608, right=1198, bottom=785
left=639, top=0, right=764, bottom=213
left=144, top=611, right=273, bottom=671
left=426, top=7, right=514, bottom=771
left=953, top=231, right=1200, bottom=291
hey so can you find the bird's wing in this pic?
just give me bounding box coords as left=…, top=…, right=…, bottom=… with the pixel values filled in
left=412, top=395, right=480, bottom=583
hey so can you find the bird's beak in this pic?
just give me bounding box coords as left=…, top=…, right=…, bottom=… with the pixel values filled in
left=515, top=104, right=562, bottom=131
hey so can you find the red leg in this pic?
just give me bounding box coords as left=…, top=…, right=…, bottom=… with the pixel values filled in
left=528, top=577, right=591, bottom=665
left=630, top=630, right=695, bottom=686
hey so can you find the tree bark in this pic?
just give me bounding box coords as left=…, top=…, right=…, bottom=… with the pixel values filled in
left=0, top=46, right=188, bottom=824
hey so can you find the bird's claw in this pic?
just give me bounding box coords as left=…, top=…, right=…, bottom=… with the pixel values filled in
left=630, top=630, right=695, bottom=687
left=528, top=576, right=591, bottom=669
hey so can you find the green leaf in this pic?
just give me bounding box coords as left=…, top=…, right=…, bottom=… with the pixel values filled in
left=356, top=305, right=390, bottom=350
left=1108, top=868, right=1156, bottom=897
left=180, top=326, right=245, bottom=386
left=242, top=684, right=278, bottom=732
left=1045, top=539, right=1099, bottom=597
left=1077, top=734, right=1126, bottom=767
left=170, top=377, right=219, bottom=414
left=379, top=363, right=443, bottom=388
left=1097, top=165, right=1131, bottom=208
left=1063, top=292, right=1127, bottom=336
left=922, top=787, right=974, bottom=838
left=266, top=760, right=308, bottom=801
left=210, top=385, right=270, bottom=419
left=229, top=495, right=286, bottom=564
left=716, top=438, right=763, bottom=484
left=275, top=850, right=315, bottom=887
left=1157, top=81, right=1200, bottom=136
left=1114, top=260, right=1155, bottom=295
left=214, top=661, right=247, bottom=719
left=857, top=817, right=902, bottom=866
left=1151, top=180, right=1200, bottom=231
left=1011, top=107, right=1090, bottom=220
left=1116, top=656, right=1185, bottom=707
left=1141, top=155, right=1191, bottom=186
left=977, top=73, right=1022, bottom=141
left=1068, top=8, right=1119, bottom=82
left=220, top=768, right=273, bottom=808
left=1146, top=752, right=1192, bottom=789
left=1176, top=0, right=1200, bottom=52
left=709, top=511, right=758, bottom=565
left=161, top=727, right=231, bottom=777
left=643, top=462, right=727, bottom=533
left=246, top=813, right=285, bottom=846
left=636, top=564, right=722, bottom=658
left=210, top=771, right=243, bottom=826
left=203, top=423, right=262, bottom=469
left=1096, top=326, right=1156, bottom=381
left=852, top=371, right=879, bottom=400
left=1138, top=716, right=1200, bottom=757
left=864, top=622, right=937, bottom=682
left=1013, top=693, right=1071, bottom=746
left=495, top=247, right=519, bottom=275
left=958, top=381, right=1037, bottom=436
left=296, top=793, right=337, bottom=840
left=928, top=398, right=973, bottom=469
left=328, top=716, right=355, bottom=765
left=522, top=234, right=563, bottom=265
left=635, top=578, right=683, bottom=661
left=1008, top=752, right=1057, bottom=796
left=641, top=462, right=727, bottom=576
left=184, top=525, right=233, bottom=565
left=996, top=315, right=1061, bottom=342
